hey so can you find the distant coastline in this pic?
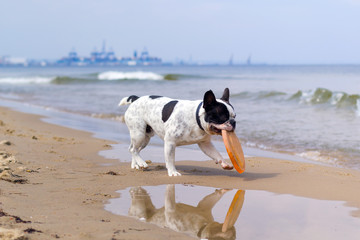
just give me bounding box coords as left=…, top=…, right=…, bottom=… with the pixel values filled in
left=0, top=42, right=163, bottom=67
left=0, top=42, right=264, bottom=67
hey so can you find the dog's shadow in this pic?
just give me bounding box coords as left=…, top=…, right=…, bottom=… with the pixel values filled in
left=148, top=163, right=279, bottom=181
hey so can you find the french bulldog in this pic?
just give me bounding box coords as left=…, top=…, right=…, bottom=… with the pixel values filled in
left=119, top=88, right=236, bottom=176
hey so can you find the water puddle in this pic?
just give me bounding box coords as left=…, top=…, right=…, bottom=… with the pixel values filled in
left=105, top=184, right=360, bottom=240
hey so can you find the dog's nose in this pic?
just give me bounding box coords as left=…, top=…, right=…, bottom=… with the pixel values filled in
left=229, top=119, right=236, bottom=129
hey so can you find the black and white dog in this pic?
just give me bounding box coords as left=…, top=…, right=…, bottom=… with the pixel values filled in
left=119, top=88, right=236, bottom=176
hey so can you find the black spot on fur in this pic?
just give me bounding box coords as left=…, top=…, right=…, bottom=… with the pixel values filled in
left=162, top=101, right=178, bottom=122
left=146, top=125, right=153, bottom=133
left=127, top=95, right=139, bottom=103
left=149, top=95, right=163, bottom=99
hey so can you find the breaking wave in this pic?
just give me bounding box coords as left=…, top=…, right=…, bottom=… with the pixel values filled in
left=0, top=77, right=54, bottom=84
left=289, top=88, right=360, bottom=109
left=231, top=88, right=360, bottom=113
left=96, top=72, right=198, bottom=81
left=97, top=71, right=164, bottom=81
left=0, top=71, right=191, bottom=85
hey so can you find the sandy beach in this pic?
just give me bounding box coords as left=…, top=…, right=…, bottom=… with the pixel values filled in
left=0, top=105, right=360, bottom=239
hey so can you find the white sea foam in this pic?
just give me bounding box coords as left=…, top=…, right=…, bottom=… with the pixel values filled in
left=0, top=77, right=54, bottom=84
left=330, top=92, right=344, bottom=105
left=298, top=89, right=313, bottom=104
left=245, top=141, right=271, bottom=150
left=296, top=151, right=337, bottom=165
left=98, top=71, right=164, bottom=81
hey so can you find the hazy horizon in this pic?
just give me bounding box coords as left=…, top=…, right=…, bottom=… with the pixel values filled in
left=1, top=0, right=360, bottom=65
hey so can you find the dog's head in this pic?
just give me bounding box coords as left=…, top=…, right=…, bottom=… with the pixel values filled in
left=201, top=88, right=236, bottom=135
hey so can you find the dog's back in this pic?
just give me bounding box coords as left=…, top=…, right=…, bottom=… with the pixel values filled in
left=123, top=95, right=205, bottom=144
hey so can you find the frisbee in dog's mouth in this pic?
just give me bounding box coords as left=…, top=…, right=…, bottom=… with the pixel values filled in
left=221, top=130, right=245, bottom=174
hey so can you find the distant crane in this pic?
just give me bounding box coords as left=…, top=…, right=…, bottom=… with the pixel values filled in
left=247, top=55, right=252, bottom=65
left=228, top=54, right=233, bottom=66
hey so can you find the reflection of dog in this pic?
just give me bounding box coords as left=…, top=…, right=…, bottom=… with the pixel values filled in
left=128, top=185, right=236, bottom=240
left=119, top=88, right=236, bottom=176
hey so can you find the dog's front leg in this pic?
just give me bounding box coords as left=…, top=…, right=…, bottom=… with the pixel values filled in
left=198, top=141, right=233, bottom=170
left=164, top=141, right=181, bottom=176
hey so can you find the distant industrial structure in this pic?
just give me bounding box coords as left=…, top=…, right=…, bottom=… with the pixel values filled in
left=0, top=42, right=162, bottom=67
left=0, top=56, right=30, bottom=67
left=0, top=44, right=259, bottom=67
left=57, top=42, right=161, bottom=66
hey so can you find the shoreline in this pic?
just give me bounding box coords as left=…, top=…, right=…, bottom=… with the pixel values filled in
left=0, top=98, right=331, bottom=167
left=0, top=105, right=360, bottom=239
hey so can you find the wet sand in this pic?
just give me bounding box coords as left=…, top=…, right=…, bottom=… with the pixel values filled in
left=0, top=106, right=360, bottom=239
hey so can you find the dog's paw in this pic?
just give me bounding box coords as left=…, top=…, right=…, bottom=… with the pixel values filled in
left=131, top=163, right=149, bottom=170
left=131, top=163, right=138, bottom=169
left=135, top=160, right=148, bottom=169
left=220, top=161, right=234, bottom=170
left=139, top=163, right=149, bottom=169
left=168, top=170, right=182, bottom=177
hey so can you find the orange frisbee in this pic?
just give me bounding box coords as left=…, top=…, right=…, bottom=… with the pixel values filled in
left=222, top=130, right=245, bottom=174
left=222, top=190, right=245, bottom=232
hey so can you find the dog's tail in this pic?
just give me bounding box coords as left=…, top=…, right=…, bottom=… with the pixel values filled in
left=118, top=95, right=139, bottom=106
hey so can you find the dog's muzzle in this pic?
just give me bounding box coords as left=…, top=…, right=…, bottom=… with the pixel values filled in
left=210, top=119, right=236, bottom=133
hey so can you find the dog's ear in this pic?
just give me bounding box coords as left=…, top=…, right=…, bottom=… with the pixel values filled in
left=220, top=88, right=230, bottom=103
left=203, top=90, right=217, bottom=110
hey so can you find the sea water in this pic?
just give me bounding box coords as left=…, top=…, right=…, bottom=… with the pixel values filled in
left=0, top=65, right=359, bottom=168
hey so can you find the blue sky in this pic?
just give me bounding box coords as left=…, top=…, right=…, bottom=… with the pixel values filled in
left=1, top=0, right=359, bottom=64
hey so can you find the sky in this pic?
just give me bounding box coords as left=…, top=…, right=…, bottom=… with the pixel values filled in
left=1, top=0, right=360, bottom=64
